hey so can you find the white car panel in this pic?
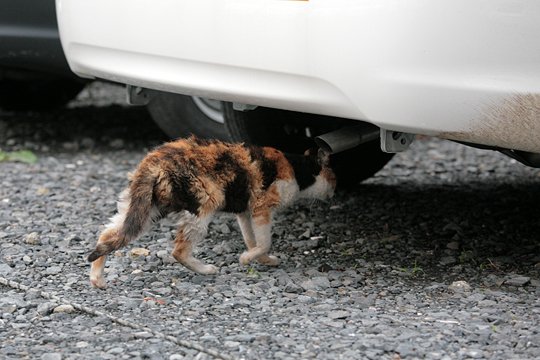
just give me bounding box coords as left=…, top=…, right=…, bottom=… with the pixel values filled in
left=57, top=0, right=540, bottom=152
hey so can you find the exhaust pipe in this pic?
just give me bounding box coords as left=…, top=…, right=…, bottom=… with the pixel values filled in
left=315, top=123, right=379, bottom=154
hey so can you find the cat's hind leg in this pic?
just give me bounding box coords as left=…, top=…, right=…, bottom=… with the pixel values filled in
left=237, top=212, right=279, bottom=266
left=89, top=227, right=116, bottom=289
left=89, top=187, right=156, bottom=288
left=172, top=212, right=218, bottom=275
left=89, top=212, right=143, bottom=289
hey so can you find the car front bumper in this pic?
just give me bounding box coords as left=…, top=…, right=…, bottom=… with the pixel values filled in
left=57, top=0, right=540, bottom=152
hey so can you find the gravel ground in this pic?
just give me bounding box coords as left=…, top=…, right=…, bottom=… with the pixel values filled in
left=1, top=83, right=539, bottom=359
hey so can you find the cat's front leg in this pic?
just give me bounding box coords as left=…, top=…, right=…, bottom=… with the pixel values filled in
left=172, top=213, right=218, bottom=275
left=239, top=213, right=279, bottom=266
left=237, top=212, right=279, bottom=266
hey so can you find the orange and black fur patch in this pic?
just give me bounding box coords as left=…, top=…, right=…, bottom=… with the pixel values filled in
left=88, top=136, right=335, bottom=288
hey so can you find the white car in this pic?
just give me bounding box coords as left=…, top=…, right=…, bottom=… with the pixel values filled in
left=56, top=0, right=540, bottom=183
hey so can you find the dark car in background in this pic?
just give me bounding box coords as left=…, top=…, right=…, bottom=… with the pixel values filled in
left=0, top=0, right=84, bottom=110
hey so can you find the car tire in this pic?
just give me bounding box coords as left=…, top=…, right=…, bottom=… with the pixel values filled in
left=224, top=103, right=394, bottom=187
left=147, top=92, right=229, bottom=140
left=0, top=78, right=84, bottom=111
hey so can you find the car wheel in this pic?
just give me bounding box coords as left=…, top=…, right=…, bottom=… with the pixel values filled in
left=0, top=78, right=85, bottom=111
left=224, top=103, right=394, bottom=187
left=147, top=92, right=229, bottom=140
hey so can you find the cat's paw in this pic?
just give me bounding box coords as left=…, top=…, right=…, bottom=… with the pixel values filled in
left=197, top=264, right=219, bottom=275
left=90, top=276, right=107, bottom=289
left=239, top=252, right=252, bottom=265
left=258, top=255, right=280, bottom=266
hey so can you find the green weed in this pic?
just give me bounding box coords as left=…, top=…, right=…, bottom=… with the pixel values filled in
left=399, top=260, right=424, bottom=276
left=0, top=150, right=37, bottom=164
left=246, top=267, right=260, bottom=278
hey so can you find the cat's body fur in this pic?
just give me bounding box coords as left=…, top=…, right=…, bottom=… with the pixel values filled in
left=89, top=136, right=336, bottom=288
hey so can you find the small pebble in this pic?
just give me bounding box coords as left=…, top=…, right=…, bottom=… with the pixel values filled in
left=505, top=276, right=530, bottom=287
left=217, top=223, right=231, bottom=234
left=449, top=281, right=472, bottom=293
left=37, top=303, right=56, bottom=316
left=24, top=232, right=40, bottom=245
left=0, top=263, right=13, bottom=275
left=45, top=266, right=62, bottom=275
left=41, top=353, right=62, bottom=360
left=328, top=310, right=350, bottom=320
left=107, top=347, right=124, bottom=354
left=53, top=305, right=75, bottom=314
left=130, top=248, right=150, bottom=257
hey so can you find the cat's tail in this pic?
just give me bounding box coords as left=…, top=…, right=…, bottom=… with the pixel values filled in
left=88, top=166, right=156, bottom=262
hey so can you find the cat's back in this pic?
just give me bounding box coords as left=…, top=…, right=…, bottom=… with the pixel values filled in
left=147, top=136, right=245, bottom=172
left=148, top=137, right=292, bottom=179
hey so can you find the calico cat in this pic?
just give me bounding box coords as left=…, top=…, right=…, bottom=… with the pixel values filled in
left=88, top=136, right=336, bottom=288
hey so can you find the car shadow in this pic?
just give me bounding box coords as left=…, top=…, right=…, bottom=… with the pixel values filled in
left=0, top=105, right=168, bottom=150
left=323, top=182, right=540, bottom=278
